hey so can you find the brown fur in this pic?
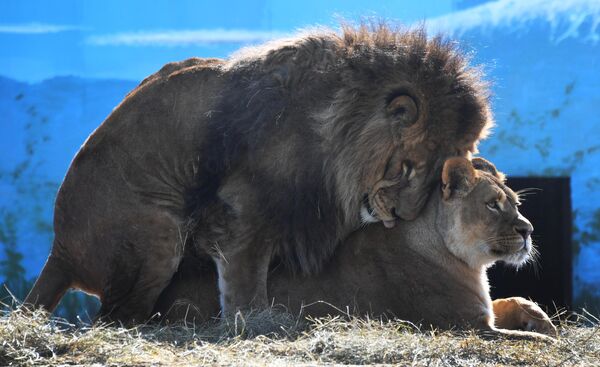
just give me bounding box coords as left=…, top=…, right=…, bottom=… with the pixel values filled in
left=154, top=158, right=555, bottom=339
left=25, top=23, right=493, bottom=323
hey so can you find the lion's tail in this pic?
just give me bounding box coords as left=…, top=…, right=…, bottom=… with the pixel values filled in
left=23, top=253, right=71, bottom=313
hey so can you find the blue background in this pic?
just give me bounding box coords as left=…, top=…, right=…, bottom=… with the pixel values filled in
left=1, top=0, right=599, bottom=318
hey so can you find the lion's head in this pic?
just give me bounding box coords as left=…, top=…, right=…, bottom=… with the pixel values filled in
left=438, top=156, right=533, bottom=269
left=311, top=24, right=493, bottom=228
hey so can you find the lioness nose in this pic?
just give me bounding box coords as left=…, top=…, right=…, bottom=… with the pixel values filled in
left=514, top=223, right=533, bottom=240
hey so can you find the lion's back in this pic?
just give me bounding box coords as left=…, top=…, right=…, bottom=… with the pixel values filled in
left=55, top=58, right=227, bottom=234
left=137, top=57, right=224, bottom=88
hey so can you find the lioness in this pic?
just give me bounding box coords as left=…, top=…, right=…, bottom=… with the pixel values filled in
left=154, top=157, right=556, bottom=339
left=25, top=24, right=492, bottom=323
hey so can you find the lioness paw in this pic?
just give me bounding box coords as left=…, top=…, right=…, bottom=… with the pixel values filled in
left=493, top=297, right=557, bottom=337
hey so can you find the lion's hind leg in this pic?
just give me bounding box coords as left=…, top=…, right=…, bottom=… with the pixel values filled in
left=95, top=212, right=185, bottom=326
left=97, top=262, right=178, bottom=326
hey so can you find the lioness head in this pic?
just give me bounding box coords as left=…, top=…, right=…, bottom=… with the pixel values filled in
left=439, top=156, right=533, bottom=269
left=317, top=25, right=493, bottom=228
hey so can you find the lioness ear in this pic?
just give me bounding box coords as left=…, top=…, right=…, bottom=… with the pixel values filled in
left=441, top=157, right=477, bottom=200
left=472, top=157, right=506, bottom=182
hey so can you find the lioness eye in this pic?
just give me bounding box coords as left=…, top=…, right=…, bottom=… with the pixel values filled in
left=486, top=200, right=500, bottom=211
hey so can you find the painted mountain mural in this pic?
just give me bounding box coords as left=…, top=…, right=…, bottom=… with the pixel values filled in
left=1, top=0, right=599, bottom=319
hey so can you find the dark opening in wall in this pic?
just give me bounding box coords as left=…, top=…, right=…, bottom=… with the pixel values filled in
left=488, top=177, right=572, bottom=311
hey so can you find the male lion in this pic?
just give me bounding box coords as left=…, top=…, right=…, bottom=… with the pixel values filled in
left=25, top=24, right=492, bottom=323
left=154, top=157, right=556, bottom=339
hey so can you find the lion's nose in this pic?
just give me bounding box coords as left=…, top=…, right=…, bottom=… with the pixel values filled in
left=514, top=223, right=533, bottom=241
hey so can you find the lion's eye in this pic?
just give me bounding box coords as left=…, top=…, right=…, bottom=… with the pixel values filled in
left=386, top=94, right=418, bottom=126
left=486, top=200, right=500, bottom=212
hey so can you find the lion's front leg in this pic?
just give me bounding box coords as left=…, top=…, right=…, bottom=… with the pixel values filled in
left=492, top=297, right=557, bottom=337
left=213, top=234, right=273, bottom=316
left=205, top=173, right=280, bottom=316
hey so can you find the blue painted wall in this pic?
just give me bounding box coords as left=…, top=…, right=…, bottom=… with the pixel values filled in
left=1, top=0, right=599, bottom=315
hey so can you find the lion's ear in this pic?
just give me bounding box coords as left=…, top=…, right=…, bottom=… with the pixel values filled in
left=441, top=157, right=477, bottom=200
left=472, top=157, right=506, bottom=182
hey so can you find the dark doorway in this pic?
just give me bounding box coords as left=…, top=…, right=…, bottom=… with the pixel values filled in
left=488, top=177, right=572, bottom=312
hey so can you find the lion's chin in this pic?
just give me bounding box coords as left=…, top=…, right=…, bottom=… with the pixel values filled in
left=501, top=250, right=530, bottom=267
left=492, top=239, right=532, bottom=267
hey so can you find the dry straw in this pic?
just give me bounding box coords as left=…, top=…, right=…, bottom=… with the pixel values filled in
left=1, top=302, right=599, bottom=366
